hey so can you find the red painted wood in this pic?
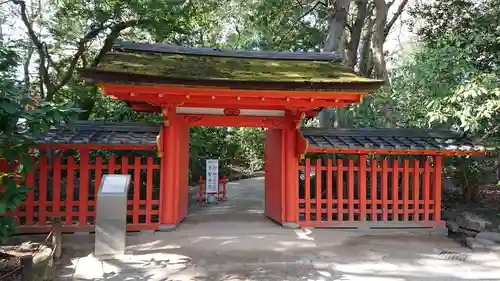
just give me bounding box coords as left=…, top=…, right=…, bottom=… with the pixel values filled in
left=348, top=159, right=354, bottom=222
left=53, top=156, right=61, bottom=220
left=95, top=157, right=103, bottom=200
left=423, top=158, right=431, bottom=221
left=112, top=90, right=353, bottom=108
left=359, top=155, right=367, bottom=221
left=283, top=120, right=299, bottom=224
left=337, top=159, right=343, bottom=222
left=66, top=157, right=75, bottom=225
left=413, top=159, right=420, bottom=222
left=433, top=156, right=442, bottom=222
left=133, top=157, right=141, bottom=224
left=103, top=83, right=362, bottom=100
left=307, top=147, right=486, bottom=156
left=371, top=159, right=377, bottom=221
left=79, top=150, right=90, bottom=225
left=109, top=155, right=116, bottom=174
left=180, top=114, right=285, bottom=128
left=326, top=159, right=333, bottom=222
left=25, top=166, right=35, bottom=225
left=146, top=157, right=154, bottom=224
left=403, top=160, right=410, bottom=221
left=315, top=159, right=322, bottom=223
left=382, top=159, right=388, bottom=221
left=39, top=155, right=48, bottom=226
left=304, top=158, right=311, bottom=222
left=392, top=159, right=399, bottom=221
left=264, top=129, right=284, bottom=224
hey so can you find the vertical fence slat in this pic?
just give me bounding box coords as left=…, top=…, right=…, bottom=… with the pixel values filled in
left=146, top=157, right=153, bottom=224
left=371, top=159, right=377, bottom=222
left=95, top=156, right=103, bottom=199
left=337, top=159, right=343, bottom=222
left=39, top=155, right=48, bottom=226
left=326, top=159, right=333, bottom=222
left=423, top=158, right=431, bottom=221
left=315, top=159, right=322, bottom=223
left=109, top=155, right=116, bottom=174
left=433, top=156, right=442, bottom=222
left=382, top=159, right=388, bottom=221
left=133, top=157, right=141, bottom=224
left=53, top=156, right=61, bottom=219
left=348, top=159, right=354, bottom=222
left=403, top=160, right=409, bottom=221
left=359, top=155, right=367, bottom=221
left=79, top=150, right=90, bottom=226
left=392, top=159, right=399, bottom=221
left=66, top=157, right=75, bottom=225
left=413, top=159, right=420, bottom=222
left=304, top=158, right=311, bottom=223
left=121, top=156, right=129, bottom=175
left=25, top=165, right=35, bottom=225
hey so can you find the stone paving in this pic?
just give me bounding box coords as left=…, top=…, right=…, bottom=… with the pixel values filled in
left=55, top=177, right=500, bottom=280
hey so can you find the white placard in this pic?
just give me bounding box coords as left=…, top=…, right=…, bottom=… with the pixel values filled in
left=100, top=175, right=130, bottom=194
left=205, top=159, right=219, bottom=194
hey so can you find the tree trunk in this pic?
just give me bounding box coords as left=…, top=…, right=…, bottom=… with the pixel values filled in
left=346, top=0, right=369, bottom=69
left=372, top=0, right=389, bottom=81
left=321, top=0, right=352, bottom=128
left=323, top=0, right=352, bottom=52
left=358, top=15, right=374, bottom=76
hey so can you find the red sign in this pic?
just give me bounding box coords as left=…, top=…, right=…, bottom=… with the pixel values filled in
left=223, top=108, right=240, bottom=116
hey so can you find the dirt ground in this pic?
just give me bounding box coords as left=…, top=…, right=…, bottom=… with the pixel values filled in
left=21, top=177, right=500, bottom=280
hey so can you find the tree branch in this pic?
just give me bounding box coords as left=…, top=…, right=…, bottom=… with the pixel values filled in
left=277, top=1, right=322, bottom=46
left=90, top=20, right=142, bottom=67
left=384, top=0, right=408, bottom=39
left=12, top=0, right=53, bottom=94
left=50, top=23, right=109, bottom=99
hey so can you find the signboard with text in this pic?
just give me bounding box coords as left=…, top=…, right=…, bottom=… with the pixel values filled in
left=205, top=159, right=219, bottom=196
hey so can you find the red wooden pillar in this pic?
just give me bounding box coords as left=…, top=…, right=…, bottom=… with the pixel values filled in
left=159, top=107, right=182, bottom=230
left=283, top=116, right=299, bottom=228
left=264, top=128, right=284, bottom=223
left=433, top=156, right=443, bottom=224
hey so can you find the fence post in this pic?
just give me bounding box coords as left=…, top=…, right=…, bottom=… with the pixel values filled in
left=433, top=156, right=443, bottom=223
left=52, top=217, right=62, bottom=259
left=359, top=154, right=367, bottom=221
left=79, top=149, right=90, bottom=226
left=20, top=255, right=33, bottom=281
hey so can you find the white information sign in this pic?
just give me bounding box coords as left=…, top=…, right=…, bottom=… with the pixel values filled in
left=205, top=159, right=219, bottom=195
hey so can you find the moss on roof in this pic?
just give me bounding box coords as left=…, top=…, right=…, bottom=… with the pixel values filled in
left=95, top=51, right=379, bottom=84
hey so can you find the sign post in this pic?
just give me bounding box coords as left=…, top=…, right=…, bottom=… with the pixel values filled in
left=205, top=159, right=219, bottom=203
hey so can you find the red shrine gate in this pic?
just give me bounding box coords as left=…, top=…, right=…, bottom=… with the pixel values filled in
left=2, top=41, right=485, bottom=232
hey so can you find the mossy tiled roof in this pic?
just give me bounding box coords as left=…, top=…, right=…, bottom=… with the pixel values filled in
left=79, top=41, right=384, bottom=91
left=94, top=51, right=375, bottom=83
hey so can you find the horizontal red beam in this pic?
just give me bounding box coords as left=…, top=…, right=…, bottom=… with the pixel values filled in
left=101, top=83, right=364, bottom=100
left=112, top=91, right=353, bottom=108
left=129, top=102, right=301, bottom=112
left=178, top=114, right=285, bottom=128
left=37, top=144, right=157, bottom=150
left=307, top=147, right=487, bottom=156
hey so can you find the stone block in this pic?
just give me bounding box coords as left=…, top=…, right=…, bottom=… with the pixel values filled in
left=476, top=231, right=500, bottom=243
left=446, top=220, right=459, bottom=233
left=456, top=212, right=492, bottom=232
left=465, top=237, right=500, bottom=251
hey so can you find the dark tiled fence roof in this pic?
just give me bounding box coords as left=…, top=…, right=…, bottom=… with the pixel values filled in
left=301, top=128, right=484, bottom=152
left=36, top=121, right=160, bottom=146
left=35, top=121, right=484, bottom=153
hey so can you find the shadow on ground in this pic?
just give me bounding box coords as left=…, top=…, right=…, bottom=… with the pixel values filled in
left=34, top=177, right=500, bottom=280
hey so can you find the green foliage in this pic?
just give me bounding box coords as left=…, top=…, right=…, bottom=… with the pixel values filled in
left=0, top=43, right=80, bottom=241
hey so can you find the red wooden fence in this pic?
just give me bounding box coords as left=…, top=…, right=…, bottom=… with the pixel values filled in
left=6, top=150, right=161, bottom=233
left=298, top=155, right=443, bottom=228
